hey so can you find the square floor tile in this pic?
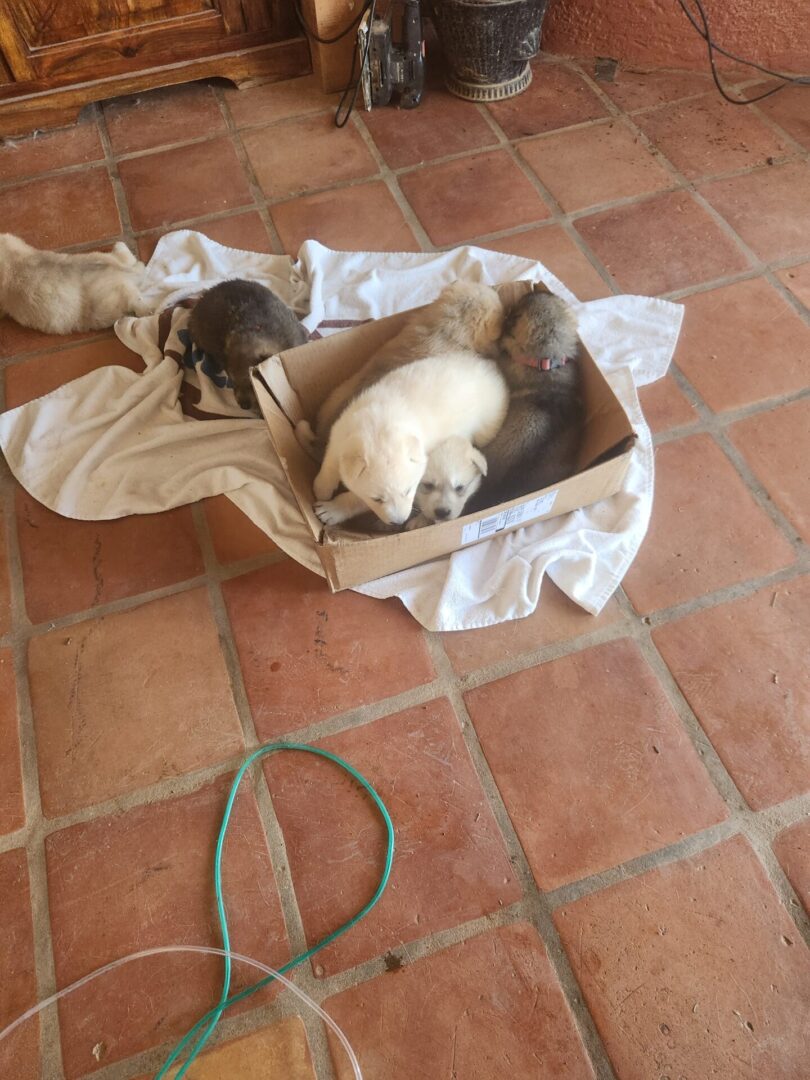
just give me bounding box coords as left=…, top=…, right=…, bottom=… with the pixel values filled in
left=270, top=181, right=419, bottom=255
left=639, top=372, right=697, bottom=433
left=360, top=89, right=497, bottom=169
left=132, top=1017, right=316, bottom=1080
left=622, top=434, right=795, bottom=614
left=773, top=819, right=810, bottom=912
left=203, top=494, right=278, bottom=563
left=776, top=260, right=810, bottom=309
left=4, top=334, right=144, bottom=409
left=554, top=836, right=810, bottom=1080
left=441, top=580, right=623, bottom=676
left=118, top=137, right=253, bottom=230
left=0, top=169, right=120, bottom=248
left=758, top=85, right=810, bottom=150
left=399, top=150, right=550, bottom=246
left=465, top=639, right=726, bottom=890
left=28, top=588, right=243, bottom=816
left=574, top=190, right=750, bottom=295
left=0, top=849, right=39, bottom=1080
left=0, top=651, right=23, bottom=836
left=243, top=114, right=378, bottom=200
left=699, top=162, right=810, bottom=262
left=103, top=82, right=226, bottom=156
left=224, top=74, right=340, bottom=129
left=266, top=699, right=520, bottom=974
left=16, top=488, right=204, bottom=623
left=0, top=119, right=103, bottom=183
left=635, top=94, right=791, bottom=179
left=223, top=561, right=435, bottom=738
left=0, top=320, right=95, bottom=362
left=487, top=63, right=608, bottom=139
left=673, top=277, right=810, bottom=411
left=0, top=511, right=10, bottom=636
left=476, top=225, right=611, bottom=299
left=47, top=776, right=289, bottom=1077
left=519, top=120, right=673, bottom=212
left=137, top=211, right=274, bottom=262
left=598, top=68, right=715, bottom=113
left=728, top=399, right=810, bottom=542
left=323, top=924, right=594, bottom=1080
left=653, top=576, right=810, bottom=809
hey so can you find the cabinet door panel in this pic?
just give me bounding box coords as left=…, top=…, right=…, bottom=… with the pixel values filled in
left=14, top=0, right=217, bottom=48
left=0, top=0, right=296, bottom=84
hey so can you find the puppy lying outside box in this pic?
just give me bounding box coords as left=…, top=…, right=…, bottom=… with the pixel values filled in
left=253, top=281, right=636, bottom=592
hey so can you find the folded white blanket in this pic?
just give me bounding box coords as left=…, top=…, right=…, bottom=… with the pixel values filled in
left=0, top=233, right=683, bottom=630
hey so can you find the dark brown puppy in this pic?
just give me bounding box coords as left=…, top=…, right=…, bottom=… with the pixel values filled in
left=468, top=288, right=585, bottom=512
left=188, top=279, right=308, bottom=411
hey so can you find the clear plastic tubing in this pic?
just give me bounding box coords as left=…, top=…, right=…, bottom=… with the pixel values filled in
left=0, top=944, right=362, bottom=1080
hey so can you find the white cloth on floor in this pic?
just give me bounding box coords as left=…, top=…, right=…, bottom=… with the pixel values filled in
left=0, top=232, right=683, bottom=630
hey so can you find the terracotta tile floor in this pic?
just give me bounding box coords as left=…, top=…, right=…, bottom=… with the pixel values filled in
left=0, top=57, right=808, bottom=1080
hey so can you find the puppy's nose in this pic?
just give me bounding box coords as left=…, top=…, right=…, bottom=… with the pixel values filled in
left=434, top=507, right=451, bottom=520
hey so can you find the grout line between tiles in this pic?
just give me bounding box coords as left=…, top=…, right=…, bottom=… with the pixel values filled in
left=188, top=502, right=339, bottom=1080
left=644, top=357, right=809, bottom=554
left=651, top=385, right=810, bottom=445
left=349, top=111, right=435, bottom=252
left=569, top=60, right=810, bottom=326
left=83, top=985, right=316, bottom=1080
left=95, top=104, right=137, bottom=256
left=0, top=465, right=65, bottom=1077
left=212, top=85, right=287, bottom=256
left=472, top=100, right=621, bottom=294
left=626, top=560, right=809, bottom=631
left=420, top=631, right=621, bottom=1080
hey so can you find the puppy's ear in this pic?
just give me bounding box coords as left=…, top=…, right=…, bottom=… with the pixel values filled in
left=404, top=432, right=426, bottom=466
left=471, top=447, right=488, bottom=476
left=341, top=447, right=368, bottom=482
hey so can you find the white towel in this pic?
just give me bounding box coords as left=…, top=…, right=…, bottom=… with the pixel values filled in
left=0, top=232, right=683, bottom=631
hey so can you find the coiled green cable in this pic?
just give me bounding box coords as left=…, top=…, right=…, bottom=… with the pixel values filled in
left=155, top=742, right=395, bottom=1079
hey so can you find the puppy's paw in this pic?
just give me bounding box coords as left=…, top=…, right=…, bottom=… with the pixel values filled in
left=314, top=499, right=348, bottom=526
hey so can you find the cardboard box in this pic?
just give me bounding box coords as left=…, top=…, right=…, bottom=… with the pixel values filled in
left=253, top=281, right=636, bottom=591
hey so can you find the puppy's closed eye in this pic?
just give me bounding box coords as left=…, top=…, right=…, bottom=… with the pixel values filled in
left=420, top=481, right=436, bottom=492
left=454, top=484, right=465, bottom=494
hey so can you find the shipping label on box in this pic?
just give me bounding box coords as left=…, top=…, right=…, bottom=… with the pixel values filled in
left=461, top=489, right=559, bottom=544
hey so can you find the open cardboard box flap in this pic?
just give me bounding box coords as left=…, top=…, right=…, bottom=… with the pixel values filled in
left=254, top=281, right=636, bottom=591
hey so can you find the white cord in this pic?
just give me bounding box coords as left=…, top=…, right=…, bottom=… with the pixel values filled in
left=0, top=944, right=362, bottom=1079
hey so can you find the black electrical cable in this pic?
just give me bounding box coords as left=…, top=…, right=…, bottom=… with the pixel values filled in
left=334, top=0, right=377, bottom=128
left=292, top=0, right=376, bottom=126
left=293, top=0, right=371, bottom=45
left=675, top=0, right=810, bottom=105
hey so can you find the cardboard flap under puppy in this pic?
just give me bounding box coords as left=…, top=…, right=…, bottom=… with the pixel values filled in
left=253, top=281, right=637, bottom=592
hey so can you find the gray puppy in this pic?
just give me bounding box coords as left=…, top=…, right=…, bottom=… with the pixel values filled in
left=189, top=279, right=308, bottom=411
left=467, top=288, right=584, bottom=512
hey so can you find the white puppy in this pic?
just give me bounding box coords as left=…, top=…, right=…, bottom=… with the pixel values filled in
left=314, top=351, right=508, bottom=527
left=406, top=436, right=487, bottom=528
left=0, top=233, right=147, bottom=334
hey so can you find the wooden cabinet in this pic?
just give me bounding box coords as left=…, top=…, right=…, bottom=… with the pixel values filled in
left=0, top=0, right=311, bottom=137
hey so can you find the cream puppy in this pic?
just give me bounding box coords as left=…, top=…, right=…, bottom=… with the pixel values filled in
left=406, top=436, right=487, bottom=528
left=313, top=351, right=508, bottom=527
left=0, top=233, right=147, bottom=334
